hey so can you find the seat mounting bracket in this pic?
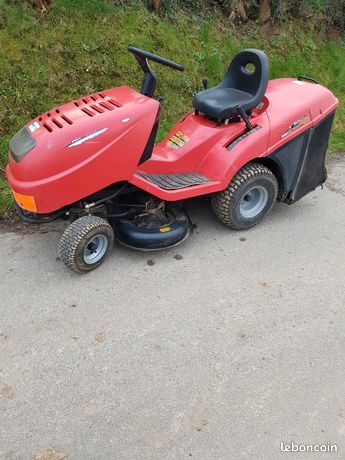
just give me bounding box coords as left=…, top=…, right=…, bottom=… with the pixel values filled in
left=236, top=104, right=254, bottom=131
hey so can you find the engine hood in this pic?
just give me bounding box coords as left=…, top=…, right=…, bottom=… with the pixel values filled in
left=8, top=86, right=158, bottom=181
left=6, top=86, right=159, bottom=213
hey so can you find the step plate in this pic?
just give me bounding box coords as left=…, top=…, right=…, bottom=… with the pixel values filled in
left=137, top=172, right=210, bottom=190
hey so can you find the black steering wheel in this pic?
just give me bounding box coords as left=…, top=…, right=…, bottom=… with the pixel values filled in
left=128, top=46, right=184, bottom=97
left=128, top=46, right=184, bottom=72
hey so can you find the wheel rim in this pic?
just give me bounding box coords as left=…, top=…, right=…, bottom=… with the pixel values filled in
left=83, top=234, right=108, bottom=265
left=239, top=185, right=269, bottom=219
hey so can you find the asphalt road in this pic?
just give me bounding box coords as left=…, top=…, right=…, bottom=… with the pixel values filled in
left=1, top=156, right=345, bottom=460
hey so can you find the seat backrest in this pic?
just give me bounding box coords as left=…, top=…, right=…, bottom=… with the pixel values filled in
left=218, top=49, right=269, bottom=107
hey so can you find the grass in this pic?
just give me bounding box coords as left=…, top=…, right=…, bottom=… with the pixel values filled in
left=0, top=0, right=345, bottom=214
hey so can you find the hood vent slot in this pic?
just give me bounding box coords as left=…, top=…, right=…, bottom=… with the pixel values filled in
left=75, top=93, right=122, bottom=118
left=90, top=104, right=104, bottom=114
left=43, top=123, right=53, bottom=132
left=39, top=107, right=74, bottom=132
left=81, top=107, right=95, bottom=117
left=108, top=98, right=121, bottom=107
left=99, top=101, right=114, bottom=110
left=61, top=115, right=73, bottom=125
left=52, top=119, right=63, bottom=128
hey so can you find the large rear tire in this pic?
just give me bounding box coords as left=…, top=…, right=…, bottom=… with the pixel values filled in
left=211, top=162, right=278, bottom=230
left=58, top=215, right=114, bottom=273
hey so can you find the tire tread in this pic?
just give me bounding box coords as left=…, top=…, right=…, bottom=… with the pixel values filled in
left=211, top=162, right=278, bottom=230
left=58, top=215, right=113, bottom=273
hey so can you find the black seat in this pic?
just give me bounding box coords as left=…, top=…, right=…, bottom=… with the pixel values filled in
left=192, top=49, right=269, bottom=121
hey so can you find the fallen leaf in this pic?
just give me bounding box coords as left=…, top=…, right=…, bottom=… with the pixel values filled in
left=95, top=332, right=105, bottom=343
left=0, top=384, right=14, bottom=398
left=33, top=449, right=67, bottom=460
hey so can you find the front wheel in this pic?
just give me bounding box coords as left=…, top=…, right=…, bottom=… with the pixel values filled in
left=58, top=215, right=114, bottom=273
left=211, top=162, right=278, bottom=230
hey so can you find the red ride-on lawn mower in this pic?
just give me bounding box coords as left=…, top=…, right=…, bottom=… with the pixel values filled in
left=6, top=47, right=338, bottom=272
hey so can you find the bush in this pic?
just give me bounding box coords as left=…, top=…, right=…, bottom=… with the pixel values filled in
left=6, top=0, right=345, bottom=36
left=5, top=0, right=52, bottom=10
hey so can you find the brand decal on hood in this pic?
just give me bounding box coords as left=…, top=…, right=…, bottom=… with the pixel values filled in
left=67, top=128, right=108, bottom=148
left=281, top=115, right=310, bottom=139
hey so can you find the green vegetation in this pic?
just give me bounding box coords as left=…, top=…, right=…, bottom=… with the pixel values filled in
left=0, top=0, right=345, bottom=214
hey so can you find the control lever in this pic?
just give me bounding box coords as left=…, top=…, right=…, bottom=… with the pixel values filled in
left=202, top=78, right=208, bottom=90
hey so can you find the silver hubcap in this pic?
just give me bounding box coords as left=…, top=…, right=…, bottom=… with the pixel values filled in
left=239, top=185, right=269, bottom=219
left=83, top=234, right=108, bottom=264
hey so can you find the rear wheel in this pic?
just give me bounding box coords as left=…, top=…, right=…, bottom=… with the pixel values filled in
left=58, top=215, right=114, bottom=273
left=211, top=162, right=278, bottom=230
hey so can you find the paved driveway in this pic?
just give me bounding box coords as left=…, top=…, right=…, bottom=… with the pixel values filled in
left=1, top=156, right=345, bottom=460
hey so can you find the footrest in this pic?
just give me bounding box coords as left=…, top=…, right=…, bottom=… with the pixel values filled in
left=136, top=172, right=210, bottom=190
